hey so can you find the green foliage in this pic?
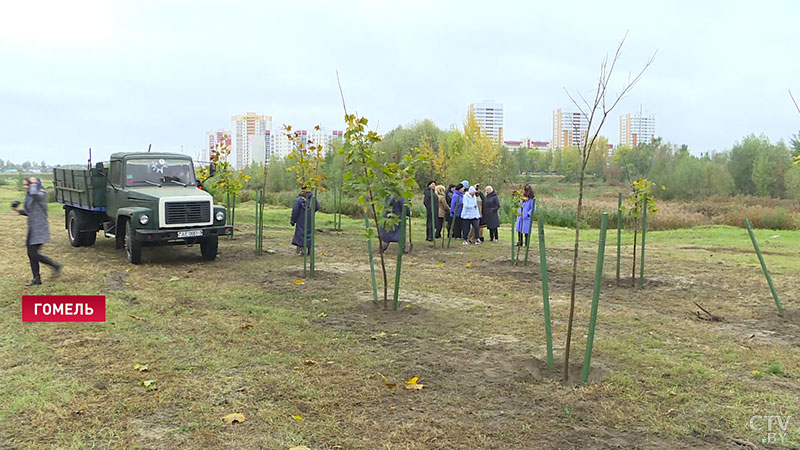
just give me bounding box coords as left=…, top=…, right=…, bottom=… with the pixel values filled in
left=752, top=141, right=791, bottom=198
left=790, top=131, right=800, bottom=159
left=727, top=134, right=773, bottom=196
left=561, top=146, right=581, bottom=181
left=16, top=172, right=25, bottom=191
left=766, top=361, right=788, bottom=377
left=196, top=135, right=250, bottom=202
left=622, top=178, right=659, bottom=218
left=286, top=124, right=326, bottom=192
left=340, top=113, right=424, bottom=240
left=786, top=165, right=800, bottom=201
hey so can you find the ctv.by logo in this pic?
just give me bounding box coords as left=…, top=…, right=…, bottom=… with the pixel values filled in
left=749, top=415, right=792, bottom=445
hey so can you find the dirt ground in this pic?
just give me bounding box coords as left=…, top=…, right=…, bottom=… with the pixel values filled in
left=1, top=198, right=799, bottom=449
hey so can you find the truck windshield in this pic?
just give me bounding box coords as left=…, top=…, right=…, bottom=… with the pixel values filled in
left=125, top=158, right=197, bottom=186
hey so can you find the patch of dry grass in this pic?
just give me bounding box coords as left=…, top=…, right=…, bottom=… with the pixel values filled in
left=1, top=183, right=799, bottom=449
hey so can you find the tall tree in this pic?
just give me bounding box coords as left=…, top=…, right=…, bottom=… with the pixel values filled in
left=728, top=134, right=769, bottom=195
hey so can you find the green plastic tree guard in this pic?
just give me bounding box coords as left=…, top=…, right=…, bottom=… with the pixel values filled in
left=639, top=194, right=647, bottom=288
left=310, top=194, right=316, bottom=278
left=511, top=211, right=517, bottom=264
left=303, top=194, right=310, bottom=277
left=538, top=215, right=554, bottom=370
left=745, top=219, right=783, bottom=314
left=616, top=193, right=622, bottom=286
left=582, top=212, right=609, bottom=385
left=365, top=213, right=379, bottom=303
left=393, top=204, right=408, bottom=310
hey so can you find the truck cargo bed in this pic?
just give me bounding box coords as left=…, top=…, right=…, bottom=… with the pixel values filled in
left=53, top=168, right=107, bottom=211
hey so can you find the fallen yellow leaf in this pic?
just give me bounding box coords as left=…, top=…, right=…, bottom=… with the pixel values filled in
left=377, top=372, right=397, bottom=389
left=133, top=363, right=149, bottom=372
left=294, top=279, right=305, bottom=285
left=292, top=415, right=304, bottom=421
left=221, top=413, right=246, bottom=424
left=169, top=276, right=180, bottom=282
left=466, top=263, right=471, bottom=268
left=240, top=323, right=253, bottom=330
left=405, top=376, right=424, bottom=390
left=138, top=379, right=158, bottom=391
left=289, top=446, right=311, bottom=450
left=437, top=263, right=444, bottom=267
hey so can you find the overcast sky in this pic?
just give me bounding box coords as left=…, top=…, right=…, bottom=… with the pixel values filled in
left=0, top=0, right=798, bottom=164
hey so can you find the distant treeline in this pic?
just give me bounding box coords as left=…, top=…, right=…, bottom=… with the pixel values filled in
left=235, top=119, right=800, bottom=202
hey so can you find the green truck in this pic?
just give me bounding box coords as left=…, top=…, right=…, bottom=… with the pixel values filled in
left=53, top=152, right=232, bottom=264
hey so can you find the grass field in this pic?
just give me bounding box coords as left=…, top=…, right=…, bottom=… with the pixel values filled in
left=1, top=182, right=799, bottom=449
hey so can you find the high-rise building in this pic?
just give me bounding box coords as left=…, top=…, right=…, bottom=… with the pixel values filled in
left=248, top=131, right=272, bottom=167
left=619, top=112, right=656, bottom=148
left=552, top=108, right=589, bottom=150
left=468, top=100, right=504, bottom=142
left=269, top=127, right=344, bottom=160
left=204, top=129, right=230, bottom=162
left=270, top=130, right=294, bottom=160
left=231, top=112, right=271, bottom=169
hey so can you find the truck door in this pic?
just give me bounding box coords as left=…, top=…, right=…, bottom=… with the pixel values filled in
left=106, top=159, right=125, bottom=228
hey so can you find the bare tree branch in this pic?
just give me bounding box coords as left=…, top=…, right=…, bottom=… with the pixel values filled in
left=790, top=89, right=800, bottom=116
left=336, top=70, right=349, bottom=116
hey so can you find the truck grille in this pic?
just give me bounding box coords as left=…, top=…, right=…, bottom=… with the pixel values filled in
left=165, top=201, right=210, bottom=225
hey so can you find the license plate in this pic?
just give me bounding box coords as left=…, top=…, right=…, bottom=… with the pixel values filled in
left=177, top=230, right=203, bottom=238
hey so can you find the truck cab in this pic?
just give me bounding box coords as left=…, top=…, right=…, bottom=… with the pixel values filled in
left=54, top=152, right=232, bottom=264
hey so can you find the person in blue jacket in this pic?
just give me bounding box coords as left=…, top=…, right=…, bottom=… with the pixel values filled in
left=290, top=188, right=319, bottom=256
left=449, top=183, right=466, bottom=240
left=460, top=186, right=482, bottom=245
left=515, top=184, right=536, bottom=247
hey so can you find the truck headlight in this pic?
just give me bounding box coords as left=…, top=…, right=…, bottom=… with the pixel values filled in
left=139, top=214, right=149, bottom=225
left=215, top=211, right=225, bottom=222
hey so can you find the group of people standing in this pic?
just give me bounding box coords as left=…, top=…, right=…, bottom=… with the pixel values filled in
left=289, top=182, right=537, bottom=255
left=423, top=180, right=530, bottom=246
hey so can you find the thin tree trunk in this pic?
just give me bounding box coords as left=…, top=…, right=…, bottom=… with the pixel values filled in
left=363, top=166, right=388, bottom=309
left=563, top=168, right=586, bottom=381
left=632, top=218, right=638, bottom=287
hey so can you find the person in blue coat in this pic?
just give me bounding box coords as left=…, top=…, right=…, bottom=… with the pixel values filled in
left=290, top=189, right=319, bottom=256
left=449, top=184, right=465, bottom=240
left=380, top=196, right=410, bottom=252
left=12, top=177, right=61, bottom=286
left=515, top=184, right=536, bottom=247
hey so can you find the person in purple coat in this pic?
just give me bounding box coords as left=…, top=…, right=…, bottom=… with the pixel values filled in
left=515, top=184, right=536, bottom=247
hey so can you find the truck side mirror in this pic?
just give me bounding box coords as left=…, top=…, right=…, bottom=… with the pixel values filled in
left=209, top=162, right=217, bottom=177
left=95, top=162, right=105, bottom=176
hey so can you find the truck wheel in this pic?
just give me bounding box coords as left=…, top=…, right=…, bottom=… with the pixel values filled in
left=200, top=235, right=218, bottom=261
left=82, top=231, right=97, bottom=247
left=124, top=219, right=142, bottom=264
left=67, top=209, right=85, bottom=247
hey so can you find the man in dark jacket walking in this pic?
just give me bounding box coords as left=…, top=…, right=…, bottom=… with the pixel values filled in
left=423, top=181, right=438, bottom=242
left=13, top=177, right=61, bottom=286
